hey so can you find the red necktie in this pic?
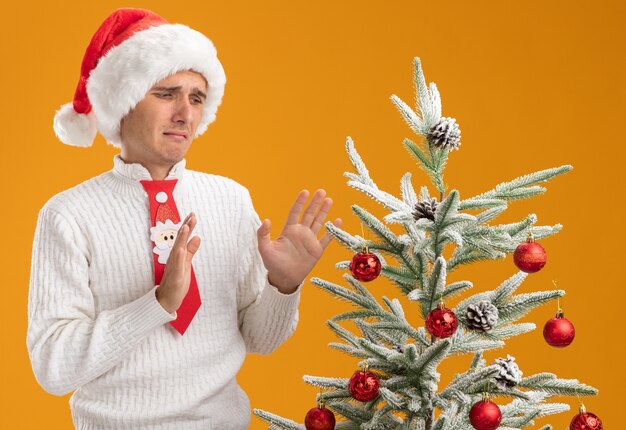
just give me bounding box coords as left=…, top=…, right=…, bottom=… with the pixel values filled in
left=141, top=179, right=201, bottom=335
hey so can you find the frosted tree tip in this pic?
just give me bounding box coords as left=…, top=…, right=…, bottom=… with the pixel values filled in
left=309, top=277, right=323, bottom=287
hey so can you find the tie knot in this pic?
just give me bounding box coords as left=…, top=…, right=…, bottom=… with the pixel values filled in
left=140, top=179, right=178, bottom=195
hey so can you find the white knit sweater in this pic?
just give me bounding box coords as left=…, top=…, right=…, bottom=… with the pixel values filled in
left=27, top=156, right=301, bottom=429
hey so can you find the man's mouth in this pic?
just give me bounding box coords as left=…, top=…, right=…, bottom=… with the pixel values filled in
left=163, top=131, right=187, bottom=140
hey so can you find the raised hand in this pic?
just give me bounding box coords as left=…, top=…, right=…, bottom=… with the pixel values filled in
left=156, top=213, right=201, bottom=313
left=256, top=189, right=342, bottom=294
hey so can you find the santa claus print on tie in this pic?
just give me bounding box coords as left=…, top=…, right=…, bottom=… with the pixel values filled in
left=150, top=219, right=182, bottom=264
left=149, top=191, right=183, bottom=264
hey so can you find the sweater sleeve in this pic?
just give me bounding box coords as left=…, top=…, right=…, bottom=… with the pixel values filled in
left=236, top=189, right=301, bottom=355
left=26, top=206, right=176, bottom=396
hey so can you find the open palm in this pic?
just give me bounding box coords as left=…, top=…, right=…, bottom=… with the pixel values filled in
left=257, top=189, right=342, bottom=294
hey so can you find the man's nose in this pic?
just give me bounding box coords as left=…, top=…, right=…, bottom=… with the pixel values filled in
left=172, top=98, right=192, bottom=124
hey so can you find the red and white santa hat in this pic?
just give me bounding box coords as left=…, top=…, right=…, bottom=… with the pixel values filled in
left=155, top=191, right=177, bottom=223
left=53, top=8, right=226, bottom=148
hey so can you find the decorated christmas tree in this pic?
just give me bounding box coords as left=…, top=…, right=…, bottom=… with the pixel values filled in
left=253, top=58, right=601, bottom=430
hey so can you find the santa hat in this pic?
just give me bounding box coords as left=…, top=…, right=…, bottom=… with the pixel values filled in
left=155, top=191, right=178, bottom=223
left=53, top=8, right=226, bottom=148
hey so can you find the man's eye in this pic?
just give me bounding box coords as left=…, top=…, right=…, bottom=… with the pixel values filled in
left=156, top=93, right=172, bottom=98
left=191, top=97, right=203, bottom=105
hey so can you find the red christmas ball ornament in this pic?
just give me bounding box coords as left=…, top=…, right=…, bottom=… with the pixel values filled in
left=349, top=369, right=380, bottom=402
left=426, top=303, right=458, bottom=339
left=350, top=251, right=382, bottom=282
left=543, top=310, right=575, bottom=347
left=570, top=406, right=603, bottom=430
left=304, top=402, right=336, bottom=430
left=469, top=398, right=502, bottom=430
left=513, top=235, right=546, bottom=273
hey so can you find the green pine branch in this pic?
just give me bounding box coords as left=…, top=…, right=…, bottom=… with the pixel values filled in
left=517, top=374, right=599, bottom=397
left=463, top=165, right=573, bottom=204
left=252, top=410, right=302, bottom=430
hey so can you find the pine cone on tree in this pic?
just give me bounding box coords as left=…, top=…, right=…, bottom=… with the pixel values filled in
left=427, top=117, right=461, bottom=150
left=466, top=300, right=499, bottom=332
left=494, top=355, right=523, bottom=390
left=413, top=198, right=438, bottom=221
left=392, top=344, right=405, bottom=353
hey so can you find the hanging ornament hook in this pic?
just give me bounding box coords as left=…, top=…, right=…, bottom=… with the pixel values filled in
left=317, top=388, right=326, bottom=409
left=481, top=379, right=492, bottom=402
left=553, top=281, right=564, bottom=317
left=576, top=392, right=586, bottom=413
left=360, top=222, right=368, bottom=253
left=438, top=276, right=449, bottom=307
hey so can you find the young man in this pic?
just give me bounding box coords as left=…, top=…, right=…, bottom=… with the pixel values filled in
left=27, top=8, right=341, bottom=429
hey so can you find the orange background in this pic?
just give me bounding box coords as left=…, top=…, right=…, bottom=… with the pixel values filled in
left=2, top=1, right=624, bottom=428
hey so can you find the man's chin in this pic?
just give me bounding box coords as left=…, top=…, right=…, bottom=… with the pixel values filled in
left=160, top=147, right=190, bottom=163
left=161, top=155, right=185, bottom=166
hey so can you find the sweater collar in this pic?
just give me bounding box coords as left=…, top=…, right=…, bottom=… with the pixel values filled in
left=112, top=155, right=187, bottom=182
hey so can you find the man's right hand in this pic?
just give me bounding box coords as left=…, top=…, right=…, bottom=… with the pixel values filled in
left=156, top=213, right=201, bottom=313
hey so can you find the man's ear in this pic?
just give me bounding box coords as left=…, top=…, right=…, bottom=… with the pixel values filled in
left=119, top=116, right=126, bottom=141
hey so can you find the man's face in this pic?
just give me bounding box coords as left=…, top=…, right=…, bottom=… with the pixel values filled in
left=119, top=70, right=208, bottom=167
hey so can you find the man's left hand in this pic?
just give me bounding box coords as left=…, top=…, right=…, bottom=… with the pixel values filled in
left=257, top=189, right=342, bottom=294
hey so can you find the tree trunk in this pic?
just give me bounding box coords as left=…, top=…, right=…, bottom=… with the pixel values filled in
left=425, top=408, right=434, bottom=430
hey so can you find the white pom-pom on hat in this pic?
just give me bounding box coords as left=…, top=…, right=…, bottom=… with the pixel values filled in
left=53, top=103, right=97, bottom=147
